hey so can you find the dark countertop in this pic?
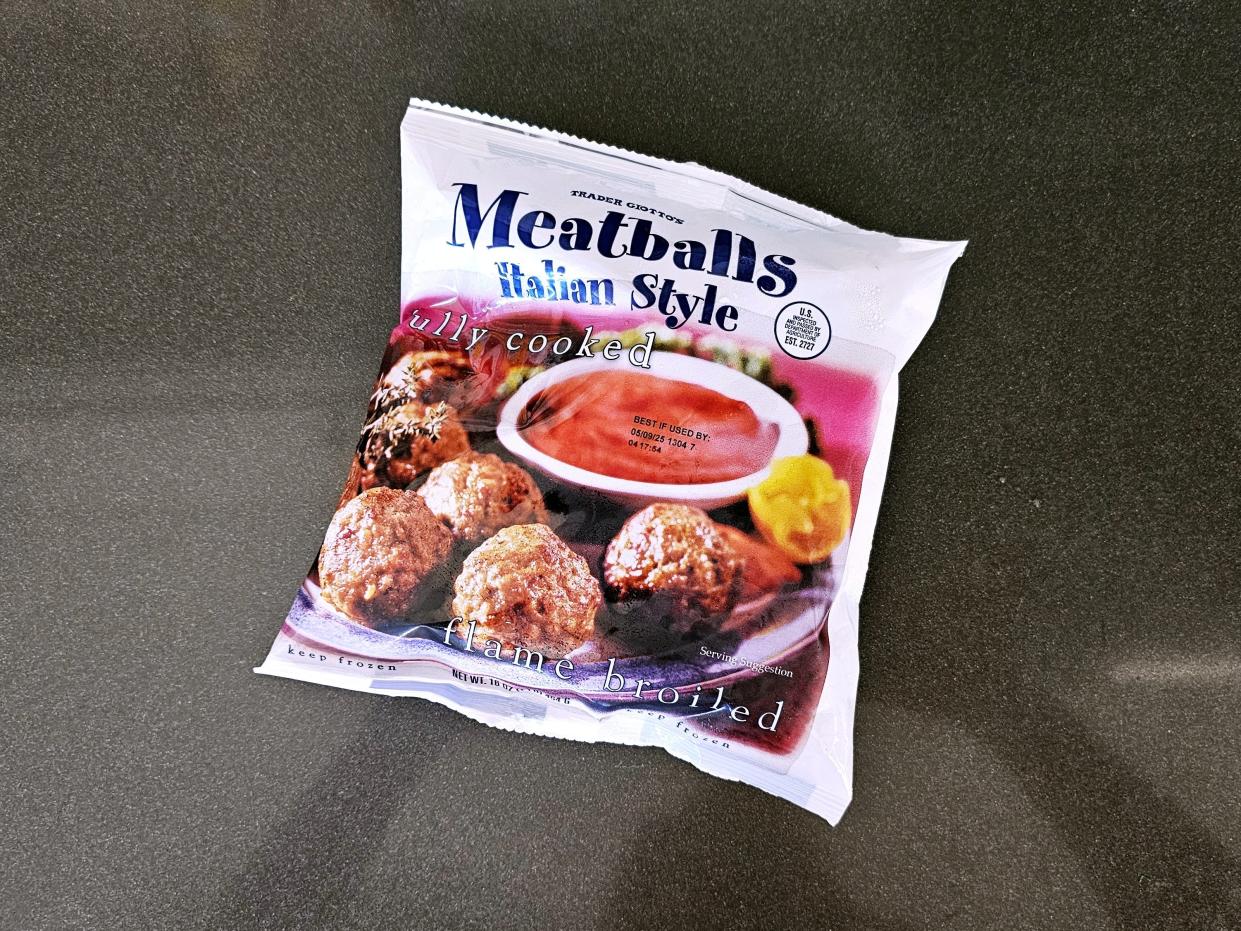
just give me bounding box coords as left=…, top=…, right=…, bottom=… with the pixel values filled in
left=2, top=3, right=1237, bottom=929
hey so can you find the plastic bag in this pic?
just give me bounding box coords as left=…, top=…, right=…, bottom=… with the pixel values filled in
left=257, top=99, right=966, bottom=823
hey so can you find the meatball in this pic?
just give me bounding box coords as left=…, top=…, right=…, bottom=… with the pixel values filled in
left=451, top=524, right=601, bottom=655
left=380, top=349, right=477, bottom=407
left=318, top=486, right=453, bottom=625
left=374, top=348, right=506, bottom=432
left=358, top=400, right=470, bottom=489
left=602, top=503, right=743, bottom=631
left=419, top=452, right=549, bottom=544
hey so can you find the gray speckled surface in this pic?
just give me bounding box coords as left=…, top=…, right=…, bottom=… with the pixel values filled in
left=2, top=2, right=1238, bottom=929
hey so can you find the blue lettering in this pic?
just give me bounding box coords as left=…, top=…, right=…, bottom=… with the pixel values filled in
left=448, top=184, right=526, bottom=248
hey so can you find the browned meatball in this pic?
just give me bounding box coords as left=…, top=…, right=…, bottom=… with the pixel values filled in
left=419, top=452, right=548, bottom=544
left=373, top=349, right=504, bottom=432
left=380, top=349, right=476, bottom=407
left=358, top=400, right=470, bottom=489
left=451, top=524, right=601, bottom=655
left=602, top=503, right=743, bottom=630
left=318, top=486, right=453, bottom=625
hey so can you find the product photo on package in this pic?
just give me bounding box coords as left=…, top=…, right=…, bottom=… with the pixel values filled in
left=257, top=99, right=967, bottom=824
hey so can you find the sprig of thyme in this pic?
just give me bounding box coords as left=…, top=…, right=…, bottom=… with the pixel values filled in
left=359, top=401, right=452, bottom=463
left=368, top=366, right=422, bottom=417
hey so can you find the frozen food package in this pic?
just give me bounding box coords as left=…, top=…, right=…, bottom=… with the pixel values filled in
left=257, top=99, right=967, bottom=823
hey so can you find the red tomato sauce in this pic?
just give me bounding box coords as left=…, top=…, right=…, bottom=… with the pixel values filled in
left=518, top=370, right=779, bottom=484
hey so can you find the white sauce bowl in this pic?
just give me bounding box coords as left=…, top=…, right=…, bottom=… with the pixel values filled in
left=496, top=351, right=809, bottom=511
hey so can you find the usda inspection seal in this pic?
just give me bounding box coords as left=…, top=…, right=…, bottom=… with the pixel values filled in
left=774, top=301, right=831, bottom=359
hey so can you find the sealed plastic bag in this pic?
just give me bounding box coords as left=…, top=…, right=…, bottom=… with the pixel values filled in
left=257, top=100, right=966, bottom=823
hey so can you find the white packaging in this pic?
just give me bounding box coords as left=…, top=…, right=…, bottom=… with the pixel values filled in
left=257, top=99, right=966, bottom=823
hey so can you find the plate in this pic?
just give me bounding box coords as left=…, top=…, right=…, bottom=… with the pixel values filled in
left=285, top=548, right=841, bottom=705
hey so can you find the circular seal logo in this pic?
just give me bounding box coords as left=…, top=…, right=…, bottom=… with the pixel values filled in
left=773, top=301, right=831, bottom=359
